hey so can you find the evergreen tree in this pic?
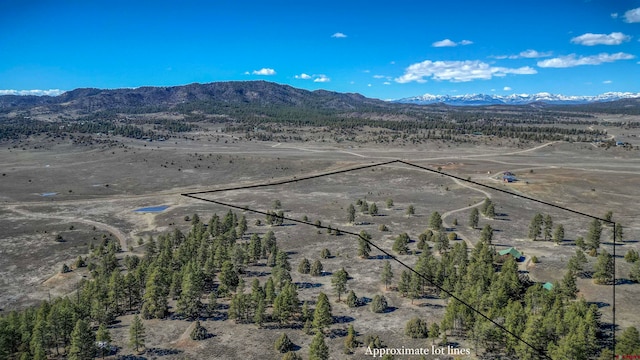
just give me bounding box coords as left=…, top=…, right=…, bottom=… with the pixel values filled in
left=614, top=223, right=624, bottom=242
left=398, top=270, right=411, bottom=297
left=393, top=232, right=410, bottom=255
left=381, top=260, right=393, bottom=290
left=480, top=224, right=493, bottom=244
left=406, top=205, right=415, bottom=216
left=486, top=203, right=496, bottom=219
left=331, top=268, right=348, bottom=301
left=264, top=277, right=276, bottom=304
left=560, top=271, right=578, bottom=300
left=190, top=320, right=208, bottom=340
left=96, top=323, right=112, bottom=358
left=429, top=211, right=442, bottom=230
left=68, top=319, right=95, bottom=360
left=370, top=295, right=388, bottom=313
left=553, top=224, right=565, bottom=244
left=369, top=202, right=378, bottom=216
left=405, top=317, right=428, bottom=338
left=344, top=324, right=357, bottom=353
left=275, top=333, right=294, bottom=353
left=320, top=248, right=331, bottom=259
left=347, top=203, right=356, bottom=223
left=386, top=198, right=394, bottom=208
left=469, top=208, right=479, bottom=229
left=129, top=315, right=145, bottom=353
left=528, top=213, right=543, bottom=240
left=298, top=258, right=311, bottom=274
left=254, top=298, right=266, bottom=327
left=141, top=267, right=169, bottom=319
left=219, top=260, right=239, bottom=292
left=516, top=315, right=546, bottom=360
left=630, top=262, right=640, bottom=283
left=310, top=260, right=323, bottom=276
left=358, top=230, right=372, bottom=258
left=587, top=218, right=602, bottom=250
left=617, top=326, right=640, bottom=355
left=593, top=250, right=614, bottom=284
left=313, top=292, right=333, bottom=331
left=428, top=323, right=440, bottom=345
left=309, top=332, right=329, bottom=360
left=346, top=290, right=358, bottom=307
left=543, top=214, right=553, bottom=241
left=625, top=249, right=639, bottom=263
left=480, top=198, right=492, bottom=215
left=177, top=265, right=203, bottom=319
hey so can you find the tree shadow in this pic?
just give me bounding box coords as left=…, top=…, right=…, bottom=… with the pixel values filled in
left=333, top=315, right=355, bottom=324
left=146, top=347, right=183, bottom=356
left=295, top=282, right=323, bottom=289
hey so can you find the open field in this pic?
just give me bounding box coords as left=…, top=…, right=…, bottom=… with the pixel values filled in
left=1, top=120, right=640, bottom=359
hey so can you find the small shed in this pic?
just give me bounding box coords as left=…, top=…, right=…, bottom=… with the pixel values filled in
left=498, top=247, right=523, bottom=261
left=542, top=282, right=554, bottom=291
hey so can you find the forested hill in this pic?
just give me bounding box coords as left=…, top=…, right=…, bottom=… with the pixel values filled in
left=0, top=81, right=389, bottom=113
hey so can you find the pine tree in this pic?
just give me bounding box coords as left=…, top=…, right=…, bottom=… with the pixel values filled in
left=480, top=224, right=493, bottom=244
left=560, top=271, right=578, bottom=300
left=480, top=198, right=492, bottom=215
left=429, top=211, right=442, bottom=230
left=312, top=292, right=333, bottom=331
left=616, top=326, right=640, bottom=355
left=393, top=232, right=410, bottom=255
left=469, top=208, right=479, bottom=229
left=310, top=260, right=323, bottom=276
left=254, top=298, right=266, bottom=327
left=96, top=323, right=112, bottom=358
left=405, top=317, right=428, bottom=338
left=614, top=223, right=624, bottom=242
left=297, top=258, right=311, bottom=274
left=347, top=203, right=356, bottom=223
left=630, top=262, right=640, bottom=283
left=516, top=315, right=546, bottom=360
left=553, top=224, right=565, bottom=244
left=593, top=250, right=614, bottom=284
left=219, top=260, right=239, bottom=292
left=190, top=320, right=208, bottom=340
left=275, top=333, right=294, bottom=353
left=177, top=265, right=203, bottom=319
left=344, top=324, right=357, bottom=353
left=309, top=332, right=329, bottom=360
left=346, top=290, right=358, bottom=307
left=141, top=267, right=168, bottom=319
left=68, top=319, right=95, bottom=360
left=370, top=295, right=388, bottom=313
left=386, top=198, right=394, bottom=208
left=129, top=315, right=145, bottom=353
left=528, top=213, right=543, bottom=240
left=428, top=323, right=440, bottom=345
left=406, top=205, right=415, bottom=216
left=486, top=203, right=496, bottom=218
left=331, top=268, right=348, bottom=301
left=543, top=214, right=553, bottom=241
left=369, top=202, right=378, bottom=216
left=587, top=218, right=602, bottom=250
left=282, top=351, right=303, bottom=360
left=358, top=230, right=372, bottom=259
left=381, top=260, right=393, bottom=290
left=398, top=270, right=411, bottom=297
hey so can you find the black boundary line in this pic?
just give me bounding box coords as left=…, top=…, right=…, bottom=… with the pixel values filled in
left=181, top=159, right=618, bottom=359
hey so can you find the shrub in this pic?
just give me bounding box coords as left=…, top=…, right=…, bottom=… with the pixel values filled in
left=531, top=256, right=539, bottom=263
left=190, top=320, right=208, bottom=340
left=405, top=317, right=428, bottom=338
left=378, top=224, right=389, bottom=232
left=625, top=249, right=639, bottom=263
left=370, top=295, right=388, bottom=313
left=61, top=264, right=71, bottom=273
left=448, top=232, right=457, bottom=241
left=321, top=248, right=331, bottom=259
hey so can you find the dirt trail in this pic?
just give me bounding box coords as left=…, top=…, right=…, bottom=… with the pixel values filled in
left=6, top=205, right=130, bottom=251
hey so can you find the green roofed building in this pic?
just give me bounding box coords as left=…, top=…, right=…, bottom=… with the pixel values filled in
left=498, top=247, right=523, bottom=261
left=543, top=282, right=554, bottom=291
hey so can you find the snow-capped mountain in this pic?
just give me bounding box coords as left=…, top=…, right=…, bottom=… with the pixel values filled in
left=395, top=92, right=640, bottom=106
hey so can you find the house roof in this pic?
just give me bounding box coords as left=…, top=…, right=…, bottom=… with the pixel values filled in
left=543, top=282, right=554, bottom=291
left=498, top=247, right=522, bottom=259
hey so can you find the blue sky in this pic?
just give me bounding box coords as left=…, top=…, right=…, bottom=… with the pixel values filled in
left=0, top=0, right=639, bottom=99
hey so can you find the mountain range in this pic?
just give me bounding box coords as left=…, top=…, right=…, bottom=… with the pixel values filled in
left=1, top=81, right=639, bottom=114
left=395, top=92, right=640, bottom=106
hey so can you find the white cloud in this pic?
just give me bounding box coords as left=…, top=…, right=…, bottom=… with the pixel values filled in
left=492, top=49, right=552, bottom=59
left=313, top=75, right=330, bottom=83
left=432, top=39, right=473, bottom=47
left=383, top=81, right=391, bottom=85
left=331, top=32, right=347, bottom=38
left=244, top=71, right=250, bottom=75
left=624, top=7, right=640, bottom=23
left=518, top=49, right=552, bottom=58
left=603, top=80, right=612, bottom=84
left=373, top=75, right=385, bottom=79
left=252, top=68, right=276, bottom=75
left=611, top=13, right=618, bottom=19
left=537, top=52, right=635, bottom=68
left=503, top=86, right=512, bottom=91
left=295, top=73, right=312, bottom=80
left=367, top=84, right=372, bottom=87
left=0, top=89, right=65, bottom=96
left=432, top=39, right=457, bottom=47
left=571, top=32, right=631, bottom=46
left=395, top=60, right=537, bottom=83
